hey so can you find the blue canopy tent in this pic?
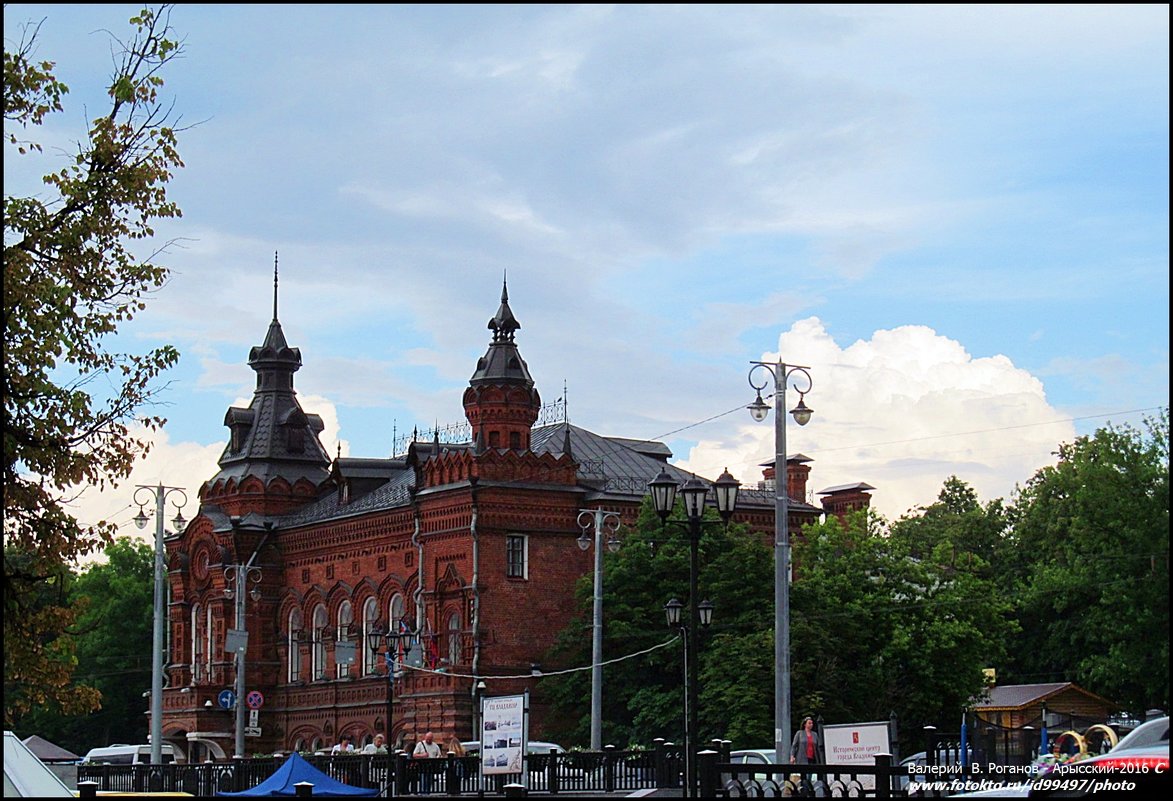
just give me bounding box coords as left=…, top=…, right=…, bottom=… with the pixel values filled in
left=216, top=752, right=378, bottom=797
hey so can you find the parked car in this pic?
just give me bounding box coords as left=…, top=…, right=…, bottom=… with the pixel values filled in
left=723, top=749, right=780, bottom=786
left=80, top=743, right=181, bottom=765
left=1028, top=716, right=1168, bottom=797
left=461, top=740, right=565, bottom=756
left=955, top=717, right=1170, bottom=799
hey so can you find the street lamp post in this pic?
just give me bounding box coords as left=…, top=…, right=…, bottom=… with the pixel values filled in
left=367, top=620, right=413, bottom=748
left=133, top=484, right=188, bottom=767
left=746, top=359, right=813, bottom=768
left=224, top=562, right=262, bottom=758
left=648, top=469, right=739, bottom=797
left=577, top=508, right=622, bottom=751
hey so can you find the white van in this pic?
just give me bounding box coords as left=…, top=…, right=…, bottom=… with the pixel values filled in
left=80, top=743, right=179, bottom=765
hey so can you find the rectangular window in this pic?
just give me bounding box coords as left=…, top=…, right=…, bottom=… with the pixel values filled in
left=506, top=535, right=528, bottom=579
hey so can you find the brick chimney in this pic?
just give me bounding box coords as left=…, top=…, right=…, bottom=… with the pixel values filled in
left=818, top=483, right=875, bottom=523
left=761, top=454, right=813, bottom=502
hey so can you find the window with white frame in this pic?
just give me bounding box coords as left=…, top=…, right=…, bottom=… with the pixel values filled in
left=287, top=608, right=303, bottom=683
left=205, top=605, right=214, bottom=680
left=311, top=604, right=327, bottom=680
left=506, top=534, right=528, bottom=579
left=335, top=600, right=354, bottom=678
left=191, top=604, right=202, bottom=682
left=362, top=597, right=378, bottom=675
left=447, top=611, right=462, bottom=666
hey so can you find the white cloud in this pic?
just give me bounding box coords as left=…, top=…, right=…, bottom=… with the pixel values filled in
left=675, top=318, right=1075, bottom=520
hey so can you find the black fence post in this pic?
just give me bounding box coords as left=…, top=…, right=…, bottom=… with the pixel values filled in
left=922, top=726, right=938, bottom=765
left=698, top=749, right=719, bottom=798
left=446, top=751, right=459, bottom=796
left=874, top=752, right=893, bottom=799
left=547, top=747, right=559, bottom=794
left=295, top=781, right=313, bottom=797
left=603, top=744, right=616, bottom=793
left=77, top=780, right=99, bottom=799
left=395, top=751, right=409, bottom=796
left=653, top=738, right=667, bottom=788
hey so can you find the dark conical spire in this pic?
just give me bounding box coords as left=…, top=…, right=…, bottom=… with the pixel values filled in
left=210, top=256, right=330, bottom=494
left=273, top=251, right=279, bottom=321
left=487, top=271, right=520, bottom=343
left=252, top=252, right=296, bottom=366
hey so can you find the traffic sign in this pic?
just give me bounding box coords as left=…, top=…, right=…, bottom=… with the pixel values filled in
left=218, top=689, right=236, bottom=710
left=246, top=690, right=264, bottom=710
left=248, top=708, right=259, bottom=727
left=244, top=726, right=261, bottom=738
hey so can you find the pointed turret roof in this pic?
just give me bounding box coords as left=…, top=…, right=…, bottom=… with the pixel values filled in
left=470, top=273, right=534, bottom=387
left=209, top=255, right=331, bottom=487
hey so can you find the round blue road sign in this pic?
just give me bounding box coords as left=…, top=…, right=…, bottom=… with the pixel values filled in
left=219, top=689, right=236, bottom=709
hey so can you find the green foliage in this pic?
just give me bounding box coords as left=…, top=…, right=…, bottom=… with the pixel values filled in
left=1006, top=411, right=1169, bottom=715
left=546, top=482, right=1018, bottom=750
left=3, top=5, right=185, bottom=725
left=14, top=538, right=154, bottom=755
left=543, top=497, right=773, bottom=748
left=788, top=491, right=1015, bottom=735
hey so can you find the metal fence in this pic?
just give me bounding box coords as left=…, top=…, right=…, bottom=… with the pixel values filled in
left=77, top=746, right=678, bottom=796
left=77, top=740, right=1005, bottom=797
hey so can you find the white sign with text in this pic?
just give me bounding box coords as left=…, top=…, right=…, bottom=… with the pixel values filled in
left=479, top=694, right=527, bottom=776
left=822, top=720, right=891, bottom=791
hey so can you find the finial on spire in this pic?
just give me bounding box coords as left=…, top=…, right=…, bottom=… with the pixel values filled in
left=273, top=251, right=279, bottom=321
left=487, top=271, right=521, bottom=342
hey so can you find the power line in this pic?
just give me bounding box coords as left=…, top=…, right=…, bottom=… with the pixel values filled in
left=398, top=635, right=681, bottom=681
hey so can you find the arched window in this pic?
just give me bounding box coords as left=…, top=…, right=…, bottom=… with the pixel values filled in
left=191, top=604, right=202, bottom=682
left=362, top=597, right=378, bottom=675
left=447, top=611, right=462, bottom=666
left=336, top=601, right=354, bottom=679
left=389, top=593, right=405, bottom=629
left=287, top=608, right=303, bottom=683
left=311, top=604, right=327, bottom=680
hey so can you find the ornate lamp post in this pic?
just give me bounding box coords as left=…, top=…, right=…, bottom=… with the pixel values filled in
left=224, top=562, right=262, bottom=758
left=133, top=484, right=188, bottom=767
left=577, top=507, right=622, bottom=751
left=648, top=468, right=739, bottom=797
left=746, top=359, right=813, bottom=768
left=367, top=619, right=414, bottom=748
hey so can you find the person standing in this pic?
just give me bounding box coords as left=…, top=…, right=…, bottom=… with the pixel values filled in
left=362, top=733, right=387, bottom=755
left=790, top=716, right=821, bottom=764
left=413, top=731, right=442, bottom=793
left=331, top=733, right=355, bottom=754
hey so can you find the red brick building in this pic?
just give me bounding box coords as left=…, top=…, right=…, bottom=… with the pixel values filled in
left=158, top=278, right=871, bottom=760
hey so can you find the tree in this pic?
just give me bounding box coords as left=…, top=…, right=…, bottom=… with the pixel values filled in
left=13, top=538, right=154, bottom=755
left=1006, top=411, right=1169, bottom=715
left=542, top=498, right=774, bottom=748
left=787, top=490, right=1014, bottom=736
left=3, top=5, right=185, bottom=724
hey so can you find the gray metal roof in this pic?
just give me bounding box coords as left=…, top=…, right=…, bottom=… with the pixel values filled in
left=279, top=466, right=416, bottom=527
left=818, top=482, right=876, bottom=494
left=972, top=682, right=1108, bottom=710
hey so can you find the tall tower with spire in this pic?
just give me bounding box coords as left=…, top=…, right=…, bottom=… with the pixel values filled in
left=200, top=255, right=331, bottom=515
left=462, top=275, right=542, bottom=452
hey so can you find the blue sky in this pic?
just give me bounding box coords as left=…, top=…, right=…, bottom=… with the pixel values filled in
left=5, top=4, right=1168, bottom=538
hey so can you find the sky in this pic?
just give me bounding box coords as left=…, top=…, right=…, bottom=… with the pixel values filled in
left=5, top=4, right=1168, bottom=556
